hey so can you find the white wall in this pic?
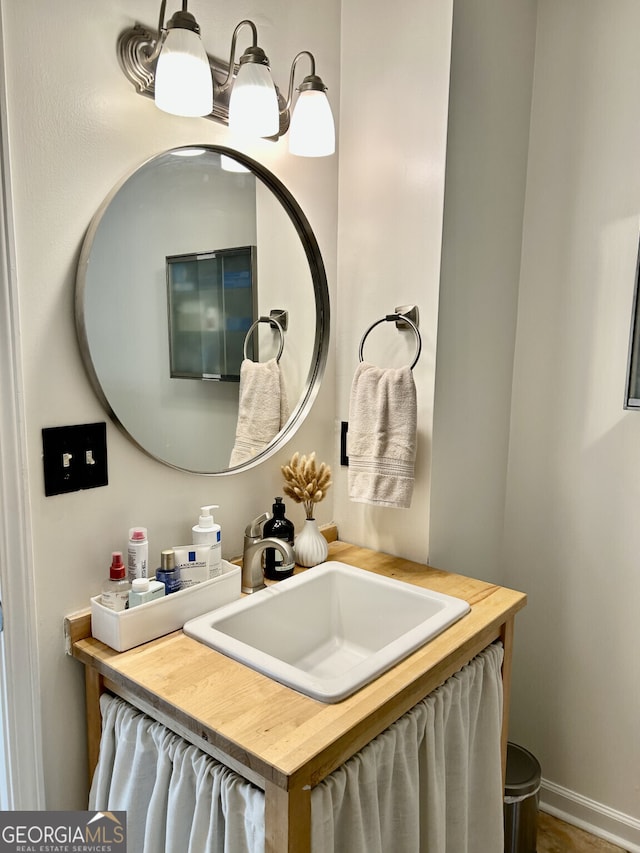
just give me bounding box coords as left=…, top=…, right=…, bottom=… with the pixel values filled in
left=503, top=1, right=640, bottom=841
left=1, top=0, right=339, bottom=808
left=429, top=0, right=640, bottom=844
left=334, top=0, right=453, bottom=563
left=429, top=1, right=640, bottom=844
left=429, top=0, right=537, bottom=585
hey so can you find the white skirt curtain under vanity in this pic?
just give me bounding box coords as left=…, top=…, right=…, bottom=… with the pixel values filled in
left=90, top=643, right=505, bottom=853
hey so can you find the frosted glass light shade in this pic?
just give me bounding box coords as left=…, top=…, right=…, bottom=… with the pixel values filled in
left=289, top=90, right=335, bottom=157
left=229, top=62, right=279, bottom=138
left=154, top=28, right=213, bottom=117
left=220, top=154, right=251, bottom=173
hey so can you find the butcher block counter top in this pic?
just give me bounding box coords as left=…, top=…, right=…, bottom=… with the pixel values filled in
left=67, top=536, right=526, bottom=853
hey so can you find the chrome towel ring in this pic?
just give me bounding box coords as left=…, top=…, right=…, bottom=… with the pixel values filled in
left=243, top=315, right=286, bottom=363
left=358, top=311, right=422, bottom=371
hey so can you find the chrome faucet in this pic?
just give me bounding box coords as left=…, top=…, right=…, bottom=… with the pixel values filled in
left=242, top=512, right=296, bottom=594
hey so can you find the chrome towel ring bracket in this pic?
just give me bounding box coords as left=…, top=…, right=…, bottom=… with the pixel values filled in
left=243, top=311, right=287, bottom=363
left=358, top=305, right=422, bottom=370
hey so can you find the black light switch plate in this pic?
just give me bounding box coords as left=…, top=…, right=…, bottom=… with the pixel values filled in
left=42, top=422, right=108, bottom=496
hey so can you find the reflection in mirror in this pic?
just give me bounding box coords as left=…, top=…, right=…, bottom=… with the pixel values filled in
left=76, top=146, right=329, bottom=474
left=166, top=246, right=257, bottom=381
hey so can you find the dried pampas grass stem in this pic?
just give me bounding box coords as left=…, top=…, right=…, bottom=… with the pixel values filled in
left=281, top=451, right=332, bottom=519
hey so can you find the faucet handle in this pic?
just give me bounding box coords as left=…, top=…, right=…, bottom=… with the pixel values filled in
left=245, top=512, right=270, bottom=539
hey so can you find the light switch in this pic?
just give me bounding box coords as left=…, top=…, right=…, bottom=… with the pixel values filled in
left=340, top=421, right=349, bottom=466
left=42, top=422, right=108, bottom=497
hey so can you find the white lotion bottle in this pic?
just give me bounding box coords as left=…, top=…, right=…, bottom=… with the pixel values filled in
left=192, top=505, right=222, bottom=578
left=127, top=527, right=149, bottom=581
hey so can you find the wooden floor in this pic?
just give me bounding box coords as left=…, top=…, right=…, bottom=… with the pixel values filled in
left=537, top=811, right=629, bottom=852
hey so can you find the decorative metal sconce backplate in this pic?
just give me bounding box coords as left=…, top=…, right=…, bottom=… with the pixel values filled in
left=117, top=24, right=290, bottom=136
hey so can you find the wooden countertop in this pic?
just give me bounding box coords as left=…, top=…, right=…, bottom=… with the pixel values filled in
left=70, top=540, right=526, bottom=793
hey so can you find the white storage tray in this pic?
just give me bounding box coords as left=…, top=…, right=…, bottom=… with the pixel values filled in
left=91, top=560, right=241, bottom=652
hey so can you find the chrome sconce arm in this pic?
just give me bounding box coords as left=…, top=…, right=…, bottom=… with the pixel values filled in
left=285, top=51, right=326, bottom=110
left=117, top=2, right=335, bottom=153
left=144, top=0, right=201, bottom=66
left=218, top=19, right=282, bottom=139
left=219, top=20, right=267, bottom=93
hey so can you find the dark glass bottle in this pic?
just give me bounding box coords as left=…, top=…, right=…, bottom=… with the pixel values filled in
left=263, top=497, right=295, bottom=580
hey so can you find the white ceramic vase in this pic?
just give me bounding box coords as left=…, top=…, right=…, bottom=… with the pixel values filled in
left=294, top=518, right=328, bottom=568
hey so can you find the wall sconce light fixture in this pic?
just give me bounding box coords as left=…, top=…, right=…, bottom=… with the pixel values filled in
left=286, top=51, right=335, bottom=157
left=154, top=6, right=213, bottom=116
left=118, top=1, right=335, bottom=157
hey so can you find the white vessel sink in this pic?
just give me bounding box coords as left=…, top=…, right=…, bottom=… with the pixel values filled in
left=183, top=561, right=470, bottom=703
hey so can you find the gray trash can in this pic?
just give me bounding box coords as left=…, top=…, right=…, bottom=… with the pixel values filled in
left=504, top=742, right=541, bottom=853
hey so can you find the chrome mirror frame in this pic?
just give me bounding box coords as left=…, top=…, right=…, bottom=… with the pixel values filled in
left=75, top=145, right=330, bottom=475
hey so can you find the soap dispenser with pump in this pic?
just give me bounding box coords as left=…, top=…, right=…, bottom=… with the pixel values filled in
left=192, top=505, right=222, bottom=578
left=263, top=497, right=295, bottom=580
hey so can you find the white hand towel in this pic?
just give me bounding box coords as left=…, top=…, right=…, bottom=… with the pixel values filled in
left=229, top=358, right=290, bottom=467
left=347, top=362, right=417, bottom=509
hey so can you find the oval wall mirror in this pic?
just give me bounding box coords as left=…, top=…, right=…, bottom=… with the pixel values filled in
left=75, top=145, right=329, bottom=474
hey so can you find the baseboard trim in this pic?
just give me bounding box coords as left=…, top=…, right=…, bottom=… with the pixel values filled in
left=540, top=778, right=640, bottom=852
